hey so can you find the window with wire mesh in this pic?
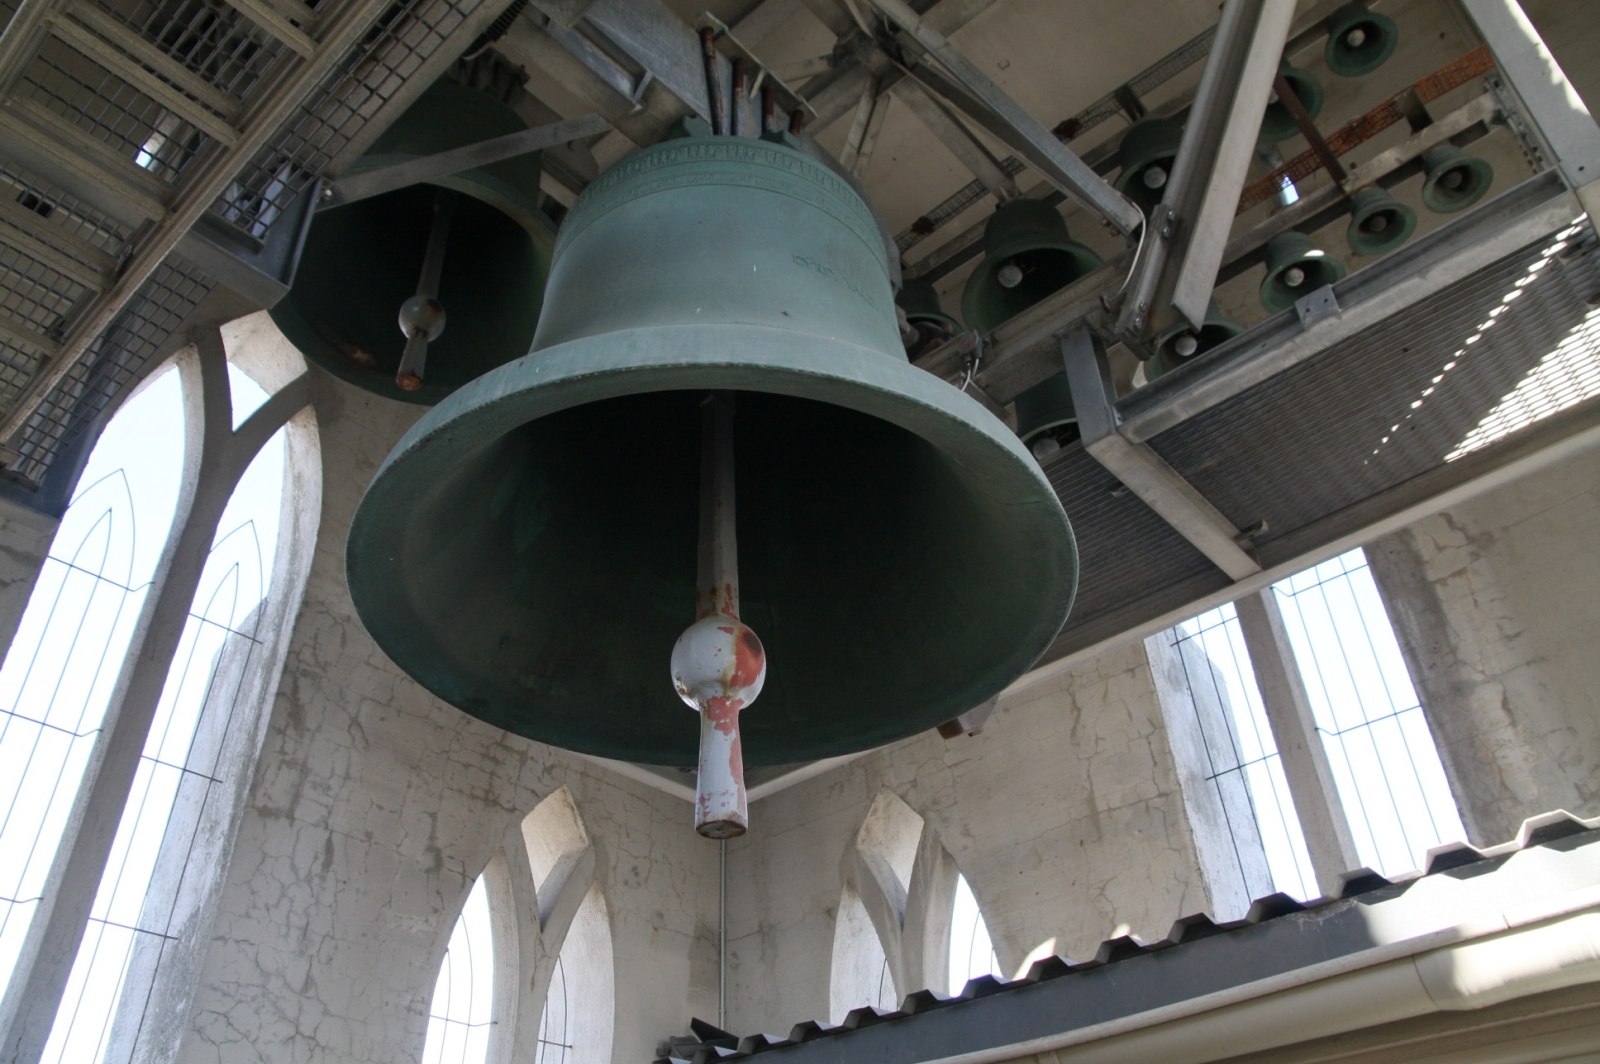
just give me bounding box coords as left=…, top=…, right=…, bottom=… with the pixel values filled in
left=1165, top=603, right=1317, bottom=900
left=421, top=873, right=496, bottom=1064
left=1271, top=549, right=1465, bottom=877
left=948, top=873, right=1001, bottom=994
left=1161, top=548, right=1467, bottom=900
left=0, top=364, right=292, bottom=1063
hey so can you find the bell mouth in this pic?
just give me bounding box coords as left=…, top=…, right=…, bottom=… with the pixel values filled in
left=349, top=323, right=1078, bottom=767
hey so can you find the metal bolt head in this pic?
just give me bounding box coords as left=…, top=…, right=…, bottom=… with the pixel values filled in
left=671, top=613, right=767, bottom=713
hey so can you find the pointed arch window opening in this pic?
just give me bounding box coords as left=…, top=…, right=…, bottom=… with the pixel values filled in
left=422, top=873, right=497, bottom=1064
left=0, top=368, right=186, bottom=1002
left=39, top=368, right=289, bottom=1064
left=948, top=874, right=1001, bottom=994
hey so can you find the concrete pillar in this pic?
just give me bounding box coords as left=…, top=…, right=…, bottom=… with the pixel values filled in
left=1235, top=590, right=1362, bottom=892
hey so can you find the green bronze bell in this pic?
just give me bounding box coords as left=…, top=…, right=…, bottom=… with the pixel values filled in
left=961, top=199, right=1103, bottom=334
left=271, top=80, right=557, bottom=404
left=1260, top=63, right=1325, bottom=143
left=347, top=136, right=1078, bottom=769
left=1151, top=302, right=1244, bottom=376
left=1115, top=118, right=1184, bottom=216
left=1260, top=231, right=1347, bottom=313
left=1421, top=146, right=1494, bottom=213
left=1325, top=2, right=1399, bottom=77
left=1014, top=373, right=1078, bottom=461
left=897, top=276, right=960, bottom=360
left=1346, top=187, right=1416, bottom=255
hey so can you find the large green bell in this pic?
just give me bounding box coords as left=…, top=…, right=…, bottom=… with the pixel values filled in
left=1260, top=63, right=1325, bottom=143
left=1151, top=302, right=1245, bottom=375
left=1115, top=118, right=1184, bottom=217
left=270, top=81, right=557, bottom=404
left=347, top=137, right=1078, bottom=768
left=961, top=199, right=1103, bottom=334
left=1325, top=2, right=1399, bottom=77
left=1421, top=146, right=1494, bottom=213
left=1346, top=187, right=1416, bottom=255
left=1260, top=231, right=1347, bottom=313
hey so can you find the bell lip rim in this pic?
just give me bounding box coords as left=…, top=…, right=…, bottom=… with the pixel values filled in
left=347, top=322, right=1079, bottom=768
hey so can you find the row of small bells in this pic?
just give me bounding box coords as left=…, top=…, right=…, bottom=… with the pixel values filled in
left=278, top=63, right=1080, bottom=838
left=900, top=1, right=1495, bottom=462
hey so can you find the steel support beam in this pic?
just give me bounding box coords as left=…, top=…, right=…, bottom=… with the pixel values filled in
left=857, top=0, right=1143, bottom=237
left=1117, top=0, right=1295, bottom=342
left=1460, top=0, right=1600, bottom=219
left=894, top=78, right=1017, bottom=202
left=1060, top=325, right=1261, bottom=581
left=324, top=114, right=611, bottom=206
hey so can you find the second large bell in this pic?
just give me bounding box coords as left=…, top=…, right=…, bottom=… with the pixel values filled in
left=348, top=137, right=1079, bottom=768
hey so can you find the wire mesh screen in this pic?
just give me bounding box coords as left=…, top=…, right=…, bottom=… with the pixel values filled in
left=1149, top=219, right=1600, bottom=548
left=9, top=257, right=212, bottom=486
left=1039, top=445, right=1232, bottom=663
left=1271, top=549, right=1465, bottom=878
left=0, top=169, right=134, bottom=412
left=218, top=0, right=476, bottom=239
left=1166, top=603, right=1315, bottom=900
left=16, top=35, right=208, bottom=185
left=93, top=0, right=304, bottom=102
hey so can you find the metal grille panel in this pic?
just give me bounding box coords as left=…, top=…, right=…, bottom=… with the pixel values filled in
left=18, top=35, right=207, bottom=183
left=10, top=257, right=212, bottom=483
left=1041, top=445, right=1230, bottom=661
left=217, top=0, right=477, bottom=238
left=100, top=0, right=302, bottom=100
left=1149, top=220, right=1600, bottom=548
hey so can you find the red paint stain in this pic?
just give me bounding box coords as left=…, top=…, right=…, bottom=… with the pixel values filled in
left=706, top=695, right=743, bottom=736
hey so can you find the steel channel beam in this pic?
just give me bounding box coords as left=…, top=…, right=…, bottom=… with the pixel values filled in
left=1169, top=0, right=1296, bottom=334
left=894, top=78, right=1017, bottom=201
left=579, top=0, right=715, bottom=123
left=325, top=114, right=612, bottom=206
left=0, top=0, right=420, bottom=446
left=857, top=0, right=1143, bottom=237
left=220, top=0, right=317, bottom=57
left=1117, top=171, right=1577, bottom=442
left=1060, top=324, right=1261, bottom=581
left=1459, top=0, right=1600, bottom=220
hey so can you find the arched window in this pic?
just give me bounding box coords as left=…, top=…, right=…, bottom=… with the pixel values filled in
left=422, top=874, right=497, bottom=1064
left=0, top=327, right=319, bottom=1064
left=947, top=874, right=1002, bottom=993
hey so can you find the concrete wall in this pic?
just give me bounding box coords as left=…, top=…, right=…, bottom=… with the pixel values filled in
left=723, top=642, right=1211, bottom=1035
left=0, top=495, right=56, bottom=655
left=175, top=373, right=720, bottom=1064
left=1366, top=444, right=1600, bottom=846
